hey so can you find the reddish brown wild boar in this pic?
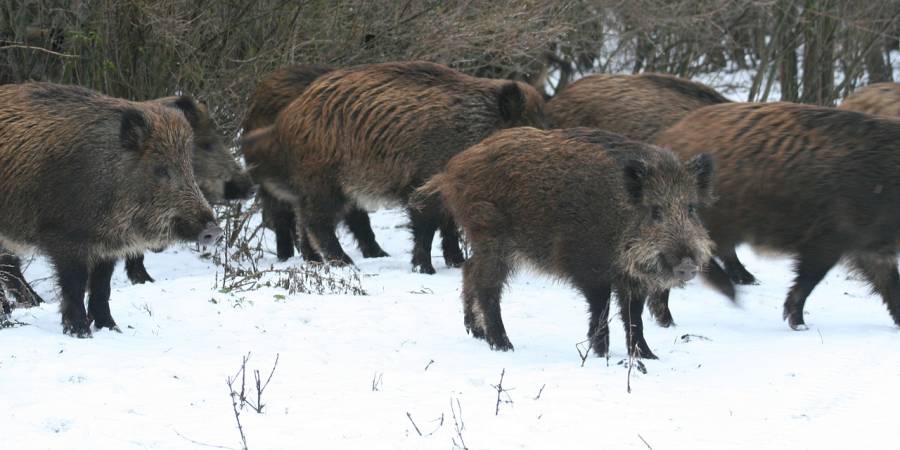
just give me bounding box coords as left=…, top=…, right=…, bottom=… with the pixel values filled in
left=242, top=61, right=545, bottom=274
left=0, top=82, right=222, bottom=337
left=417, top=127, right=714, bottom=358
left=546, top=72, right=730, bottom=142
left=838, top=82, right=900, bottom=117
left=654, top=101, right=900, bottom=330
left=241, top=64, right=391, bottom=263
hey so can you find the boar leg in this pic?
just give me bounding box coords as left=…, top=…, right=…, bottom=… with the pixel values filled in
left=616, top=284, right=657, bottom=359
left=439, top=215, right=466, bottom=268
left=344, top=206, right=389, bottom=258
left=701, top=257, right=737, bottom=300
left=462, top=241, right=513, bottom=351
left=54, top=257, right=91, bottom=338
left=296, top=228, right=323, bottom=263
left=578, top=281, right=612, bottom=357
left=720, top=245, right=757, bottom=285
left=274, top=208, right=301, bottom=262
left=0, top=252, right=45, bottom=306
left=782, top=251, right=840, bottom=331
left=849, top=253, right=900, bottom=327
left=125, top=254, right=155, bottom=284
left=1, top=288, right=10, bottom=316
left=302, top=210, right=354, bottom=267
left=408, top=206, right=440, bottom=274
left=259, top=189, right=302, bottom=261
left=88, top=259, right=120, bottom=332
left=647, top=289, right=675, bottom=328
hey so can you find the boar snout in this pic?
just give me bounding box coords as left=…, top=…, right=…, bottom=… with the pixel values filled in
left=673, top=257, right=700, bottom=282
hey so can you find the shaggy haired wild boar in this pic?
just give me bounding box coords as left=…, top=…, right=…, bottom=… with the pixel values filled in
left=418, top=127, right=714, bottom=358
left=241, top=61, right=545, bottom=274
left=0, top=95, right=252, bottom=292
left=0, top=82, right=221, bottom=337
left=242, top=64, right=391, bottom=263
left=838, top=82, right=900, bottom=117
left=123, top=95, right=253, bottom=284
left=655, top=101, right=900, bottom=330
left=546, top=72, right=730, bottom=142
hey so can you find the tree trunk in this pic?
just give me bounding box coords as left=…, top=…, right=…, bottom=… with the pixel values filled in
left=776, top=0, right=800, bottom=102
left=800, top=0, right=838, bottom=106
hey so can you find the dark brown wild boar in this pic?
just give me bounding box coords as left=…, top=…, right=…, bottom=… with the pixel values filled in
left=546, top=73, right=730, bottom=142
left=653, top=101, right=900, bottom=330
left=0, top=82, right=221, bottom=337
left=123, top=95, right=253, bottom=284
left=838, top=82, right=900, bottom=117
left=242, top=61, right=545, bottom=274
left=417, top=127, right=714, bottom=358
left=242, top=64, right=391, bottom=263
left=0, top=95, right=253, bottom=290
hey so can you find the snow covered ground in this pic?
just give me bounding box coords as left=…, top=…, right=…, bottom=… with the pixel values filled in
left=3, top=208, right=898, bottom=450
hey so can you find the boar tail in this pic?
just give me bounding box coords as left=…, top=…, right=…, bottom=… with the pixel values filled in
left=410, top=174, right=447, bottom=212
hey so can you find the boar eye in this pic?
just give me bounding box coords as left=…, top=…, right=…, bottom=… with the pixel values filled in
left=687, top=204, right=697, bottom=215
left=198, top=142, right=214, bottom=152
left=651, top=205, right=663, bottom=222
left=154, top=166, right=171, bottom=181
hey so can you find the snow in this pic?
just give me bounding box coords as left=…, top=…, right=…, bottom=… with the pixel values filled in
left=2, top=208, right=899, bottom=450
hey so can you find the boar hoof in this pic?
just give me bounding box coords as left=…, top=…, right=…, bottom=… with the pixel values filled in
left=591, top=334, right=610, bottom=357
left=63, top=319, right=93, bottom=338
left=412, top=263, right=436, bottom=275
left=487, top=335, right=514, bottom=352
left=326, top=254, right=355, bottom=268
left=783, top=308, right=808, bottom=331
left=443, top=249, right=466, bottom=268
left=654, top=313, right=675, bottom=328
left=361, top=246, right=389, bottom=259
left=466, top=324, right=486, bottom=340
left=127, top=267, right=155, bottom=285
left=730, top=271, right=758, bottom=285
left=633, top=347, right=658, bottom=360
left=93, top=318, right=120, bottom=332
left=648, top=302, right=675, bottom=328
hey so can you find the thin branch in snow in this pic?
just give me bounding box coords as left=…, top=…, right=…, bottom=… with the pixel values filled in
left=450, top=397, right=468, bottom=450
left=372, top=372, right=383, bottom=392
left=534, top=384, right=546, bottom=401
left=575, top=339, right=592, bottom=367
left=407, top=412, right=423, bottom=436
left=424, top=359, right=435, bottom=371
left=638, top=433, right=653, bottom=450
left=174, top=429, right=236, bottom=450
left=226, top=376, right=249, bottom=450
left=490, top=368, right=514, bottom=416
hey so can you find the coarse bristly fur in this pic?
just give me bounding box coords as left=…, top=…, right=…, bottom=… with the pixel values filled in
left=418, top=127, right=714, bottom=359
left=838, top=82, right=900, bottom=118
left=127, top=95, right=253, bottom=285
left=545, top=72, right=730, bottom=142
left=242, top=61, right=545, bottom=274
left=653, top=101, right=900, bottom=331
left=0, top=82, right=220, bottom=338
left=241, top=64, right=391, bottom=264
left=0, top=94, right=254, bottom=291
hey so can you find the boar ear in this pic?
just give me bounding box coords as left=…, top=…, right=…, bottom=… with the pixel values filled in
left=172, top=95, right=201, bottom=127
left=120, top=108, right=149, bottom=152
left=622, top=158, right=648, bottom=204
left=498, top=82, right=526, bottom=123
left=687, top=153, right=714, bottom=201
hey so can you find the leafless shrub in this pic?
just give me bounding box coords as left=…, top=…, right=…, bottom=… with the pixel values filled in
left=225, top=352, right=280, bottom=450
left=209, top=199, right=366, bottom=297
